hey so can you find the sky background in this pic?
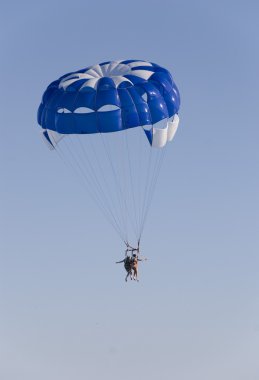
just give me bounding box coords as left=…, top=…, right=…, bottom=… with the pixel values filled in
left=1, top=0, right=259, bottom=379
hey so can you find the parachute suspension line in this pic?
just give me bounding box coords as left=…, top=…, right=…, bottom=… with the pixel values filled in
left=54, top=142, right=112, bottom=230
left=138, top=142, right=167, bottom=241
left=54, top=144, right=74, bottom=171
left=99, top=131, right=131, bottom=242
left=108, top=132, right=129, bottom=244
left=53, top=144, right=95, bottom=200
left=137, top=126, right=144, bottom=237
left=124, top=127, right=145, bottom=244
left=138, top=142, right=153, bottom=241
left=125, top=128, right=141, bottom=242
left=113, top=130, right=136, bottom=244
left=66, top=136, right=114, bottom=220
left=99, top=132, right=127, bottom=239
left=74, top=135, right=126, bottom=240
left=139, top=149, right=163, bottom=238
left=121, top=130, right=129, bottom=243
left=71, top=137, right=127, bottom=242
left=77, top=137, right=129, bottom=242
left=63, top=137, right=124, bottom=240
left=143, top=149, right=163, bottom=224
left=86, top=134, right=129, bottom=243
left=139, top=146, right=167, bottom=238
left=60, top=137, right=126, bottom=242
left=123, top=129, right=141, bottom=244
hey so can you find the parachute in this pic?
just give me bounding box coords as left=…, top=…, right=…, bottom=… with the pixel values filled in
left=37, top=60, right=180, bottom=246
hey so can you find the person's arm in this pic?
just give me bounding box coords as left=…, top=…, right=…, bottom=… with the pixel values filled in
left=116, top=259, right=125, bottom=264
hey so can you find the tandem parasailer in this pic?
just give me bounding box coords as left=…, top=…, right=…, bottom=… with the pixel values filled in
left=37, top=59, right=180, bottom=281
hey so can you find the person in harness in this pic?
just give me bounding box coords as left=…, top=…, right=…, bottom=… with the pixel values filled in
left=116, top=254, right=133, bottom=282
left=131, top=253, right=144, bottom=282
left=116, top=241, right=146, bottom=282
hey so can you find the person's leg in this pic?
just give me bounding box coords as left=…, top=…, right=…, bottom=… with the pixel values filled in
left=134, top=264, right=139, bottom=281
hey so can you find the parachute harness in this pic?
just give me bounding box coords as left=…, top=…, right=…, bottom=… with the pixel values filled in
left=125, top=239, right=140, bottom=258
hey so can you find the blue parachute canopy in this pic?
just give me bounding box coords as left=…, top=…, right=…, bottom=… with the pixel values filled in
left=38, top=60, right=180, bottom=149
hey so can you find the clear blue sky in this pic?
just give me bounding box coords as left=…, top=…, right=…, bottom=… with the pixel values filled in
left=1, top=1, right=259, bottom=379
